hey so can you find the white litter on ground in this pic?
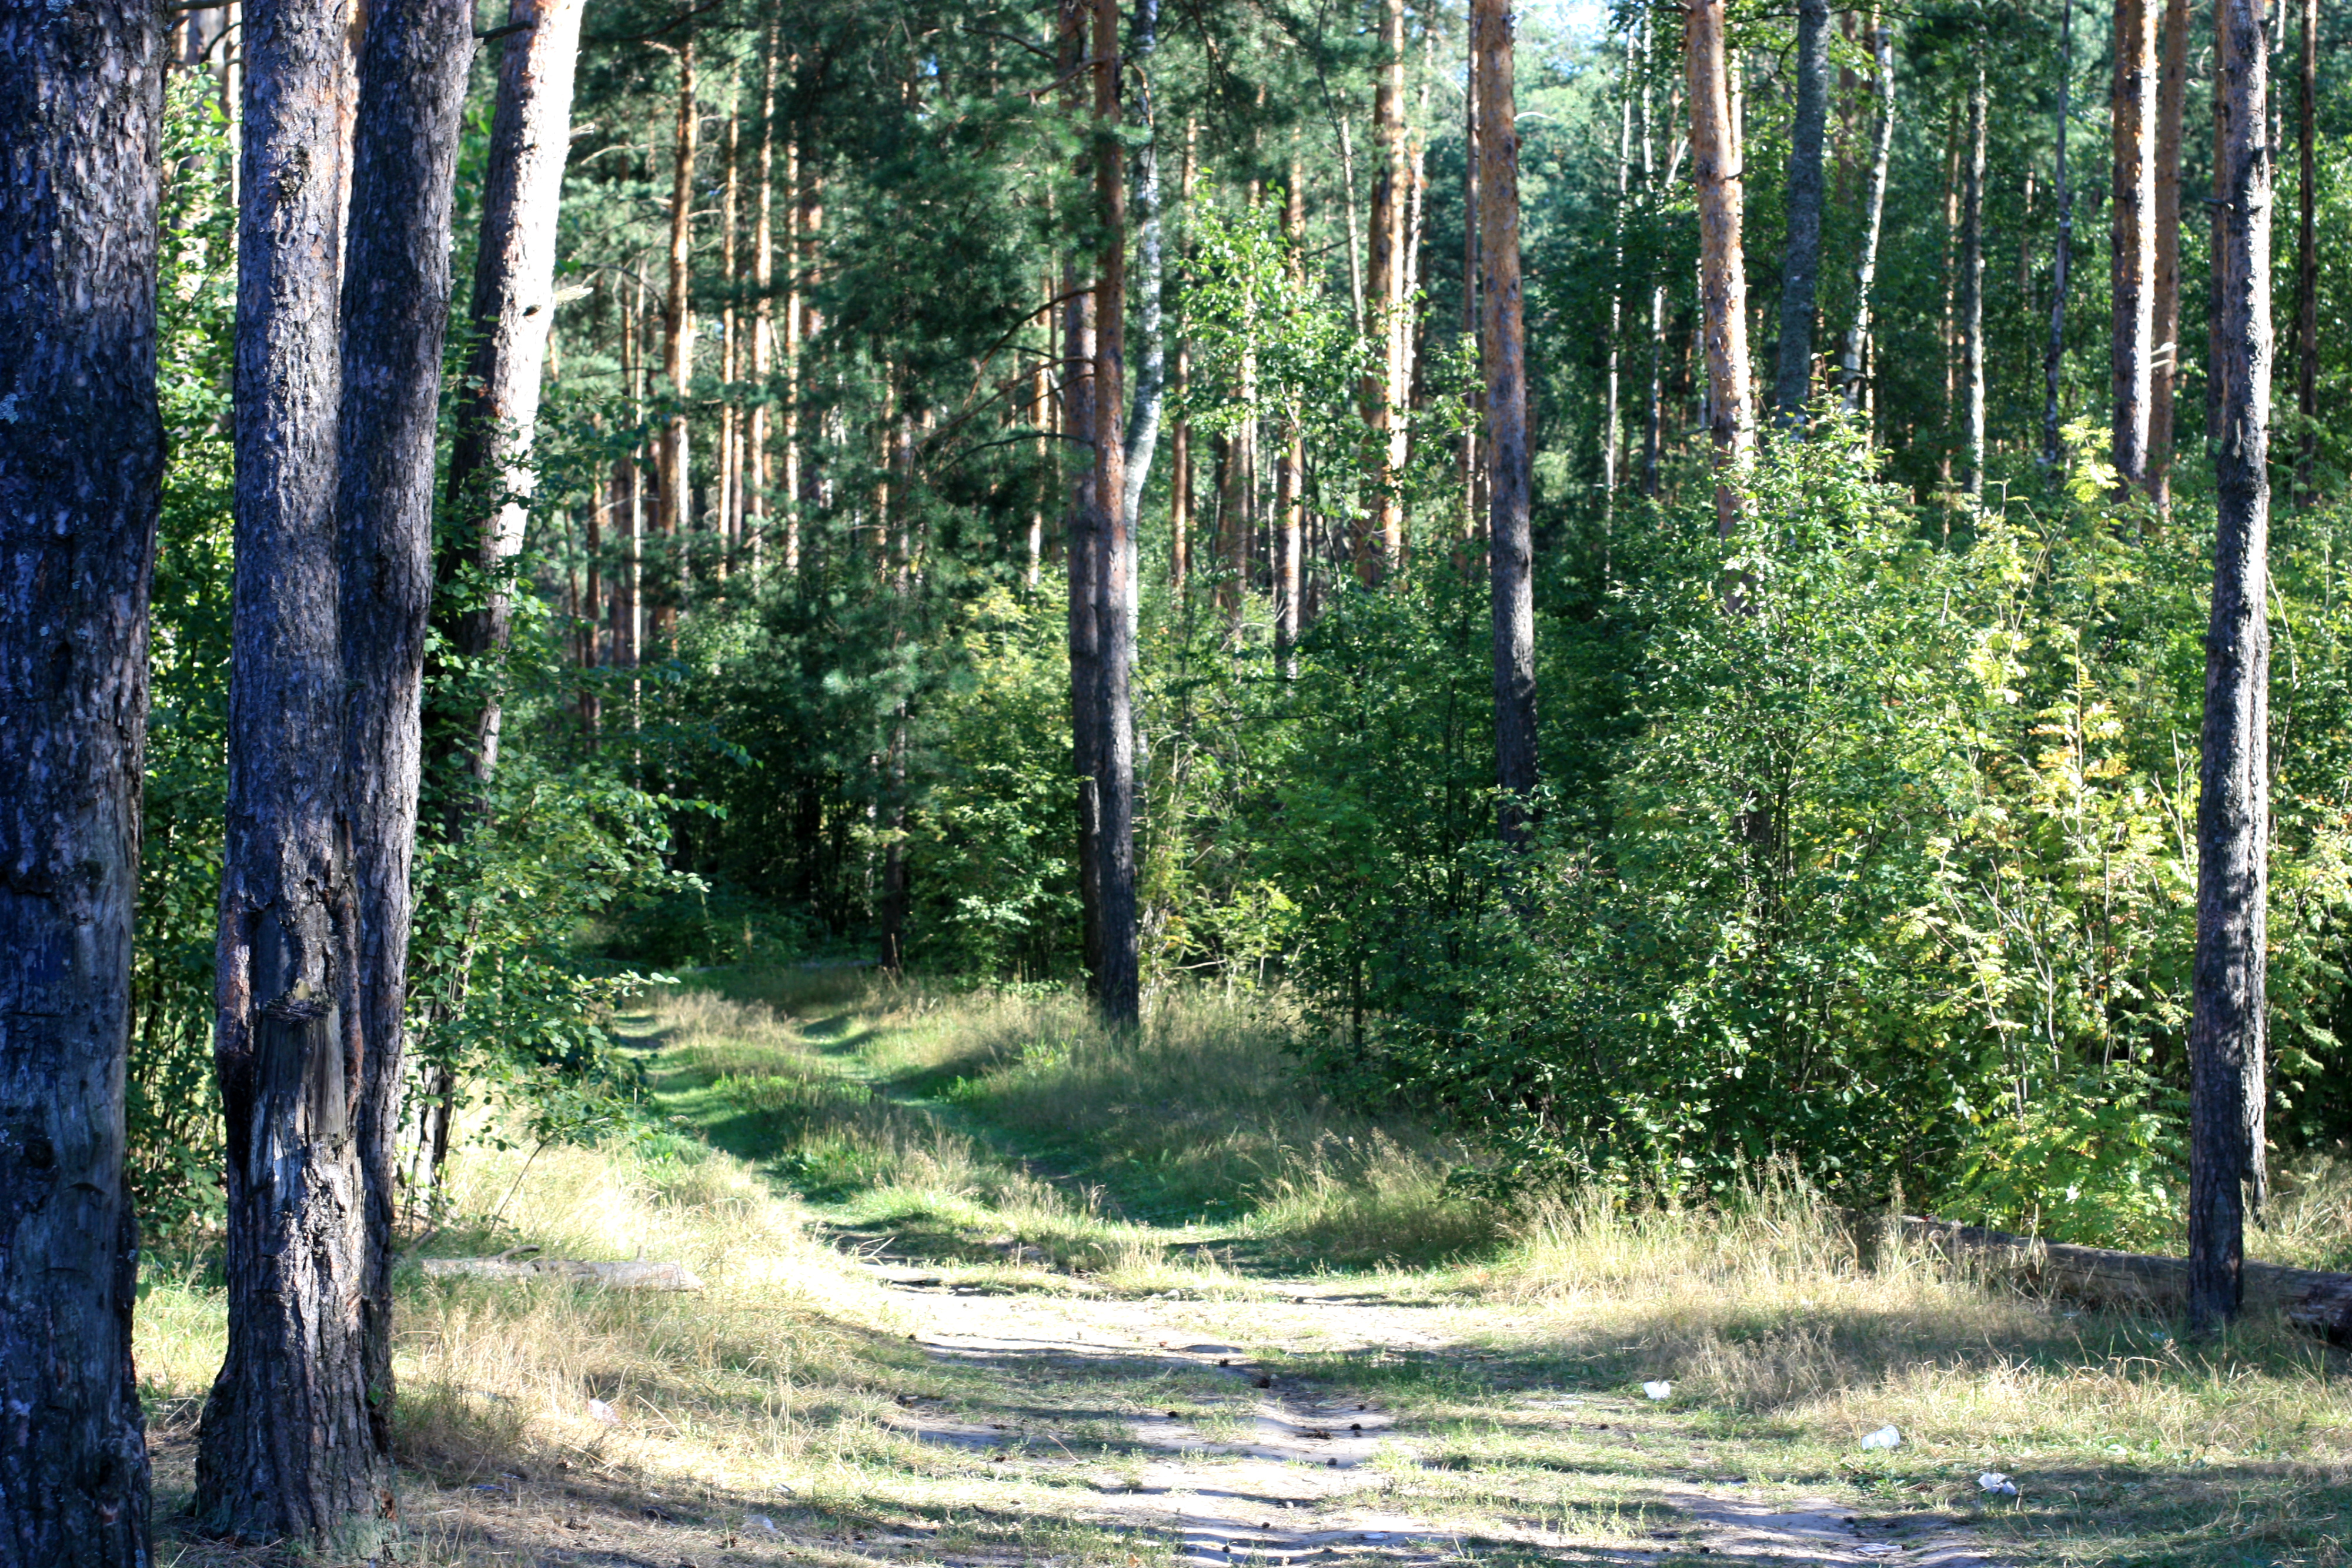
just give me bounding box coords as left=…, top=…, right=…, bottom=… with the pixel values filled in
left=1859, top=1425, right=1902, bottom=1450
left=1643, top=1380, right=1673, bottom=1400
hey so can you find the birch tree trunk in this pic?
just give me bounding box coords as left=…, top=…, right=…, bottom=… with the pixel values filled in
left=2294, top=0, right=2317, bottom=500
left=1090, top=0, right=1140, bottom=1027
left=0, top=7, right=162, bottom=1561
left=1170, top=119, right=1195, bottom=594
left=1121, top=0, right=1164, bottom=533
left=1475, top=0, right=1537, bottom=845
left=2149, top=0, right=2187, bottom=507
left=1842, top=5, right=1893, bottom=417
left=1360, top=0, right=1408, bottom=579
left=330, top=0, right=473, bottom=1457
left=2189, top=0, right=2274, bottom=1337
left=1686, top=0, right=1752, bottom=539
left=1277, top=151, right=1306, bottom=677
left=198, top=0, right=384, bottom=1546
left=2045, top=0, right=2076, bottom=469
left=2111, top=0, right=2159, bottom=495
left=436, top=0, right=586, bottom=791
left=1772, top=0, right=1830, bottom=426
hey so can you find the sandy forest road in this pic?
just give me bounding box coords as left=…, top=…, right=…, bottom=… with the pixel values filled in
left=863, top=1261, right=2013, bottom=1568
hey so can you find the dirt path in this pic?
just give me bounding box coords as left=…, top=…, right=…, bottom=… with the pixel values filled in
left=866, top=1263, right=2013, bottom=1568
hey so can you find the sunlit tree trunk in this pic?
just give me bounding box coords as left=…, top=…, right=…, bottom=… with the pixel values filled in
left=1359, top=0, right=1407, bottom=579
left=1090, top=0, right=1140, bottom=1025
left=1842, top=5, right=1893, bottom=418
left=658, top=33, right=697, bottom=646
left=2045, top=0, right=2076, bottom=469
left=1121, top=0, right=1164, bottom=536
left=2294, top=0, right=2317, bottom=502
left=2189, top=0, right=2274, bottom=1336
left=2112, top=0, right=2159, bottom=495
left=1170, top=119, right=1196, bottom=594
left=1772, top=0, right=1830, bottom=426
left=2149, top=0, right=2187, bottom=507
left=1687, top=0, right=1751, bottom=539
left=719, top=90, right=740, bottom=571
left=1475, top=0, right=1536, bottom=845
left=749, top=21, right=777, bottom=570
left=1277, top=149, right=1306, bottom=676
left=0, top=7, right=162, bottom=1561
left=1602, top=31, right=1632, bottom=530
left=1960, top=58, right=1987, bottom=499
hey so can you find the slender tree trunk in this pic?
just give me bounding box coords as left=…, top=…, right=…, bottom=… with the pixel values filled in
left=0, top=8, right=161, bottom=1562
left=750, top=21, right=776, bottom=570
left=2207, top=46, right=2227, bottom=444
left=1170, top=119, right=1195, bottom=593
left=2150, top=0, right=2188, bottom=507
left=1842, top=5, right=1894, bottom=417
left=2294, top=0, right=2317, bottom=501
left=1475, top=0, right=1536, bottom=844
left=435, top=0, right=585, bottom=792
left=1121, top=0, right=1163, bottom=533
left=719, top=91, right=740, bottom=571
left=1602, top=31, right=1633, bottom=529
left=1464, top=34, right=1482, bottom=543
left=1773, top=0, right=1830, bottom=426
left=1060, top=0, right=1101, bottom=989
left=1277, top=151, right=1306, bottom=676
left=2190, top=0, right=2274, bottom=1336
left=2046, top=0, right=2076, bottom=469
left=658, top=34, right=697, bottom=646
left=1687, top=0, right=1752, bottom=539
left=2112, top=0, right=2159, bottom=494
left=198, top=0, right=380, bottom=1546
left=1961, top=58, right=1987, bottom=499
left=1338, top=112, right=1366, bottom=336
left=1360, top=0, right=1408, bottom=579
left=1090, top=0, right=1139, bottom=1026
left=330, top=0, right=472, bottom=1466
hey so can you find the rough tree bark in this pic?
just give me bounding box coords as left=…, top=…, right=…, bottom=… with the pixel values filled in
left=750, top=21, right=777, bottom=568
left=330, top=0, right=474, bottom=1457
left=197, top=0, right=385, bottom=1546
left=1060, top=0, right=1102, bottom=990
left=1772, top=0, right=1830, bottom=427
left=1602, top=28, right=1632, bottom=525
left=1360, top=0, right=1408, bottom=579
left=1170, top=119, right=1196, bottom=594
left=1276, top=151, right=1306, bottom=677
left=0, top=6, right=162, bottom=1563
left=658, top=32, right=697, bottom=646
left=2149, top=0, right=2187, bottom=507
left=2044, top=0, right=2076, bottom=470
left=2111, top=0, right=2159, bottom=495
left=1687, top=0, right=1752, bottom=539
left=2189, top=0, right=2274, bottom=1338
left=1841, top=5, right=1893, bottom=417
left=1090, top=0, right=1140, bottom=1027
left=1121, top=0, right=1164, bottom=535
left=1476, top=0, right=1538, bottom=845
left=1960, top=58, right=1987, bottom=499
left=436, top=0, right=586, bottom=790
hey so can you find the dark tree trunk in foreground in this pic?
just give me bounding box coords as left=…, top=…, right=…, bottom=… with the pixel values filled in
left=1060, top=0, right=1101, bottom=988
left=1090, top=0, right=1140, bottom=1026
left=198, top=0, right=390, bottom=1547
left=1772, top=0, right=1830, bottom=426
left=2149, top=0, right=2187, bottom=507
left=2189, top=0, right=2274, bottom=1338
left=2111, top=0, right=2158, bottom=495
left=0, top=8, right=162, bottom=1563
left=2044, top=0, right=2076, bottom=469
left=1687, top=0, right=1752, bottom=537
left=333, top=0, right=475, bottom=1463
left=1475, top=0, right=1536, bottom=845
left=1842, top=4, right=1893, bottom=416
left=436, top=0, right=587, bottom=794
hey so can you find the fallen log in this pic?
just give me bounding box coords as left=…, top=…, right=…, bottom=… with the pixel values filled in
left=1897, top=1216, right=2352, bottom=1341
left=417, top=1247, right=704, bottom=1291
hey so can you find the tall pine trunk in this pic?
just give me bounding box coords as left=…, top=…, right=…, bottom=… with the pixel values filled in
left=2189, top=0, right=2274, bottom=1336
left=1687, top=0, right=1752, bottom=539
left=1090, top=0, right=1140, bottom=1025
left=2045, top=0, right=2076, bottom=469
left=0, top=7, right=162, bottom=1562
left=749, top=22, right=777, bottom=569
left=1475, top=0, right=1537, bottom=845
left=1060, top=0, right=1101, bottom=989
left=436, top=0, right=586, bottom=790
left=1960, top=58, right=1987, bottom=499
left=1772, top=0, right=1830, bottom=426
left=1360, top=0, right=1408, bottom=579
left=330, top=0, right=473, bottom=1459
left=2294, top=0, right=2317, bottom=500
left=1170, top=119, right=1196, bottom=594
left=658, top=35, right=697, bottom=647
left=1276, top=152, right=1306, bottom=676
left=2111, top=0, right=2159, bottom=494
left=2149, top=0, right=2188, bottom=506
left=1842, top=5, right=1893, bottom=418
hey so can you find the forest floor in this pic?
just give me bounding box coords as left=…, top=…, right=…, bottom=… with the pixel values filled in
left=142, top=968, right=2352, bottom=1568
